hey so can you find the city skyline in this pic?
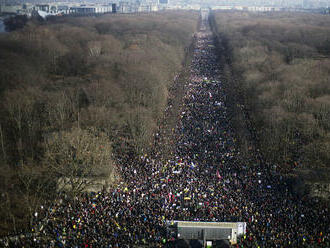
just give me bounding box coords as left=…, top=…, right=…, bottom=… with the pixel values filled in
left=0, top=0, right=330, bottom=7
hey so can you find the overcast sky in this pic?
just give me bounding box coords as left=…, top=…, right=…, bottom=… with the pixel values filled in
left=1, top=0, right=329, bottom=8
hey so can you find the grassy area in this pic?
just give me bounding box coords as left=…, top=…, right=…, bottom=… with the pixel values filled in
left=0, top=11, right=198, bottom=235
left=213, top=11, right=330, bottom=177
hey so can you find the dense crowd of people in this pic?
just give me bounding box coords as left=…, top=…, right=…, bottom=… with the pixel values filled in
left=2, top=12, right=329, bottom=248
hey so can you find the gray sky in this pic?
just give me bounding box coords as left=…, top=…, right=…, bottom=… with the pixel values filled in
left=1, top=0, right=329, bottom=8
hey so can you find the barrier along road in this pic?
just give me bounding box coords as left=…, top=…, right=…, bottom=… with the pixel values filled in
left=1, top=10, right=329, bottom=248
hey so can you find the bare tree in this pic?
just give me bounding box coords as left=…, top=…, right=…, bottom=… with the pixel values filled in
left=0, top=165, right=17, bottom=234
left=44, top=127, right=114, bottom=196
left=17, top=164, right=53, bottom=228
left=0, top=124, right=7, bottom=163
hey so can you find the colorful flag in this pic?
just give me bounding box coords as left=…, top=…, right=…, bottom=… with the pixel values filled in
left=216, top=170, right=222, bottom=180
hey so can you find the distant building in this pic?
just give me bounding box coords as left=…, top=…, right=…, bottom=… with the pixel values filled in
left=112, top=3, right=117, bottom=13
left=57, top=5, right=70, bottom=14
left=119, top=2, right=132, bottom=13
left=35, top=4, right=50, bottom=12
left=69, top=5, right=112, bottom=14
left=0, top=5, right=21, bottom=14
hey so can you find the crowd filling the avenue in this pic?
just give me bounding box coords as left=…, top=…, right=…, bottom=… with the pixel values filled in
left=2, top=12, right=329, bottom=248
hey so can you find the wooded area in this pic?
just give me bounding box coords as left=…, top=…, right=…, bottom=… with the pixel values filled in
left=0, top=11, right=198, bottom=235
left=214, top=11, right=330, bottom=178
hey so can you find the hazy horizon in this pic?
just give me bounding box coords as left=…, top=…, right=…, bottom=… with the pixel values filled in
left=0, top=0, right=330, bottom=8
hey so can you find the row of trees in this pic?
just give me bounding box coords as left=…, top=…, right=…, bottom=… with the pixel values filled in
left=214, top=11, right=330, bottom=173
left=0, top=11, right=199, bottom=235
